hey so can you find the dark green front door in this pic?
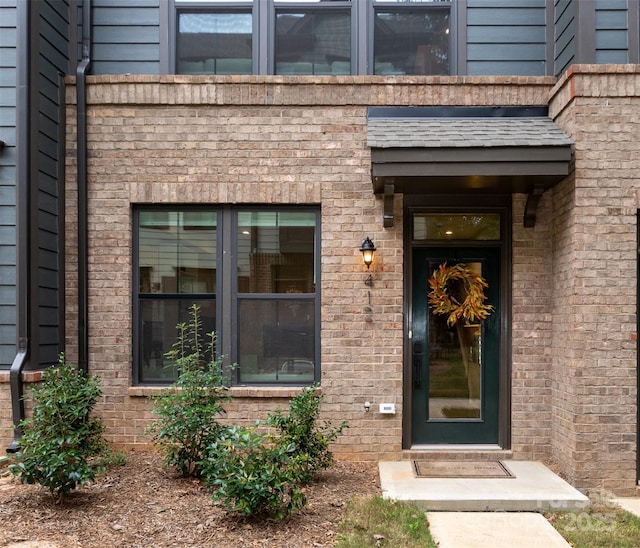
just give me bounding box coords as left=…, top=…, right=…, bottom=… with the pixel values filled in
left=411, top=247, right=500, bottom=444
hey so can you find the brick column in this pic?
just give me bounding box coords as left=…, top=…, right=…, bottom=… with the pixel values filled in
left=550, top=65, right=639, bottom=494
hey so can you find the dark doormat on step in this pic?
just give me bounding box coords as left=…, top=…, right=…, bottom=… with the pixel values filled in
left=413, top=460, right=515, bottom=479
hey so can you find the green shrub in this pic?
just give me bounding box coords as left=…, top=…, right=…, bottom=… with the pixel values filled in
left=268, top=384, right=348, bottom=483
left=202, top=424, right=307, bottom=521
left=9, top=355, right=108, bottom=502
left=147, top=304, right=231, bottom=477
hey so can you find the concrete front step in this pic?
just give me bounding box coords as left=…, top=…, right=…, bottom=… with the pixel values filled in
left=379, top=460, right=589, bottom=511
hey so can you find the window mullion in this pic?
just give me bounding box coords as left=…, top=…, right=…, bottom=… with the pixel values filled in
left=221, top=208, right=235, bottom=376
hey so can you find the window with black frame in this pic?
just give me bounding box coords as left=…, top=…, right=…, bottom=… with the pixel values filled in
left=275, top=1, right=352, bottom=75
left=135, top=210, right=218, bottom=384
left=373, top=0, right=451, bottom=75
left=134, top=207, right=319, bottom=386
left=235, top=210, right=318, bottom=384
left=172, top=0, right=451, bottom=76
left=175, top=1, right=253, bottom=74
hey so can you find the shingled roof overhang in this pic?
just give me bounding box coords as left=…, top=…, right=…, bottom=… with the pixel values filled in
left=367, top=107, right=573, bottom=227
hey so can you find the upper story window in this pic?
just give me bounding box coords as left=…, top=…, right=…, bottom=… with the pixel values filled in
left=176, top=1, right=253, bottom=75
left=275, top=1, right=352, bottom=75
left=373, top=0, right=450, bottom=75
left=173, top=0, right=451, bottom=75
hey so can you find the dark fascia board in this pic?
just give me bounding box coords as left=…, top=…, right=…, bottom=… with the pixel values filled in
left=372, top=162, right=570, bottom=180
left=373, top=174, right=568, bottom=196
left=367, top=106, right=550, bottom=119
left=371, top=146, right=572, bottom=164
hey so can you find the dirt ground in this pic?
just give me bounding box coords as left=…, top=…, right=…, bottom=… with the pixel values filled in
left=0, top=451, right=381, bottom=548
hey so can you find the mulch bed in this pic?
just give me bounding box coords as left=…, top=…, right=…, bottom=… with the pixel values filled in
left=0, top=451, right=381, bottom=547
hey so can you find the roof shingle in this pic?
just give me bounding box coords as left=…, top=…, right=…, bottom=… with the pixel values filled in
left=367, top=117, right=574, bottom=149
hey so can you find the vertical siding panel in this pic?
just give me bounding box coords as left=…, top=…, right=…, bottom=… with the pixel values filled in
left=554, top=0, right=576, bottom=75
left=32, top=0, right=71, bottom=367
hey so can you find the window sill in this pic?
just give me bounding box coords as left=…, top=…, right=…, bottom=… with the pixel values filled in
left=0, top=370, right=44, bottom=384
left=128, top=385, right=317, bottom=398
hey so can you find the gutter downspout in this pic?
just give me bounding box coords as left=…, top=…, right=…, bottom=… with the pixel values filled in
left=7, top=0, right=32, bottom=453
left=77, top=0, right=91, bottom=373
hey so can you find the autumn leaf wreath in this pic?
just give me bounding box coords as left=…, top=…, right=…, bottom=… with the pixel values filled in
left=428, top=263, right=494, bottom=326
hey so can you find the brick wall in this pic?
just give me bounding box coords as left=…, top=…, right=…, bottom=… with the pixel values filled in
left=550, top=66, right=639, bottom=494
left=1, top=72, right=634, bottom=493
left=511, top=192, right=554, bottom=461
left=56, top=75, right=556, bottom=463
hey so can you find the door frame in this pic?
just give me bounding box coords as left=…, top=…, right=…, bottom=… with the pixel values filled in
left=402, top=195, right=512, bottom=449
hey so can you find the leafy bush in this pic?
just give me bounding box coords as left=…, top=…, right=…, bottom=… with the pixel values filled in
left=9, top=355, right=108, bottom=502
left=147, top=304, right=231, bottom=477
left=202, top=424, right=307, bottom=521
left=268, top=384, right=348, bottom=483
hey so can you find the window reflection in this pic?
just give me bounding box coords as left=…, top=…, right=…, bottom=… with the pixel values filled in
left=428, top=261, right=482, bottom=420
left=237, top=211, right=316, bottom=293
left=238, top=299, right=315, bottom=383
left=139, top=299, right=216, bottom=384
left=413, top=214, right=501, bottom=241
left=236, top=210, right=317, bottom=384
left=374, top=7, right=449, bottom=75
left=176, top=10, right=252, bottom=74
left=138, top=211, right=217, bottom=294
left=275, top=8, right=351, bottom=75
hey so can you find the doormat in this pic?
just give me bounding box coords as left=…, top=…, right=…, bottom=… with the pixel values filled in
left=413, top=460, right=514, bottom=479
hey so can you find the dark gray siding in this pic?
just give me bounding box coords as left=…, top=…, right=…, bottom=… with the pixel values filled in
left=554, top=0, right=576, bottom=75
left=32, top=0, right=71, bottom=368
left=466, top=0, right=548, bottom=76
left=0, top=0, right=17, bottom=368
left=91, top=0, right=160, bottom=74
left=595, top=0, right=628, bottom=64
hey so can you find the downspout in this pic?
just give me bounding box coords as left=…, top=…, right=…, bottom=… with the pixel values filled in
left=7, top=0, right=32, bottom=453
left=77, top=0, right=91, bottom=373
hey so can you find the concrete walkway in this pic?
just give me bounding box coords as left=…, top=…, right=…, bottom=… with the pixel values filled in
left=427, top=511, right=570, bottom=548
left=613, top=497, right=640, bottom=516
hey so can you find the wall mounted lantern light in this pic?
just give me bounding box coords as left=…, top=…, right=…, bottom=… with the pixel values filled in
left=360, top=237, right=376, bottom=269
left=360, top=237, right=376, bottom=288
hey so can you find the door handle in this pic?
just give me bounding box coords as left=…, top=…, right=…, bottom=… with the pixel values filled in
left=413, top=342, right=422, bottom=389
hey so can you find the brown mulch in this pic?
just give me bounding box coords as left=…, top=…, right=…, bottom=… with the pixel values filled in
left=0, top=451, right=380, bottom=547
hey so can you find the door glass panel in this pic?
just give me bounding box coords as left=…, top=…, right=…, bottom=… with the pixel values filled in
left=428, top=260, right=482, bottom=420
left=414, top=213, right=500, bottom=240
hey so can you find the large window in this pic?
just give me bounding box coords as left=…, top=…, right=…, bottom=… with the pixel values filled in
left=134, top=207, right=319, bottom=386
left=173, top=0, right=451, bottom=75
